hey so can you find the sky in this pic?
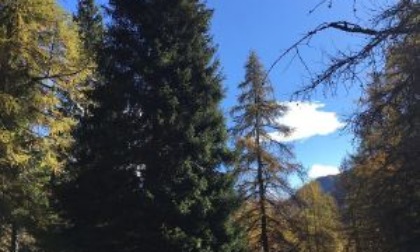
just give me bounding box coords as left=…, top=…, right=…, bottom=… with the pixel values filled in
left=205, top=0, right=381, bottom=181
left=59, top=0, right=386, bottom=181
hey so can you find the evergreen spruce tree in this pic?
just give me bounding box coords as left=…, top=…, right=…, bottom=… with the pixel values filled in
left=0, top=0, right=90, bottom=250
left=129, top=0, right=243, bottom=250
left=74, top=0, right=103, bottom=59
left=59, top=1, right=244, bottom=251
left=231, top=52, right=300, bottom=252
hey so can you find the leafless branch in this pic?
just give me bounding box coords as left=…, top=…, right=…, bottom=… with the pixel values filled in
left=264, top=1, right=420, bottom=97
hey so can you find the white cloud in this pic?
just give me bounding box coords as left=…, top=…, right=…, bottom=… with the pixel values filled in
left=308, top=164, right=340, bottom=179
left=269, top=101, right=345, bottom=142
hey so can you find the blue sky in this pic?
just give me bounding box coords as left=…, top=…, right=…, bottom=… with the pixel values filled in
left=206, top=0, right=380, bottom=180
left=59, top=0, right=383, bottom=181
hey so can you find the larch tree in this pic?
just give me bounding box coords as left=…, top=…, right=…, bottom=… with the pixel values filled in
left=231, top=52, right=301, bottom=252
left=266, top=1, right=419, bottom=250
left=59, top=0, right=245, bottom=251
left=295, top=182, right=344, bottom=252
left=0, top=0, right=91, bottom=251
left=341, top=28, right=420, bottom=251
left=264, top=2, right=418, bottom=249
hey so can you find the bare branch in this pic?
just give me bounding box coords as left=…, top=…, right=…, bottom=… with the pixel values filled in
left=264, top=1, right=420, bottom=97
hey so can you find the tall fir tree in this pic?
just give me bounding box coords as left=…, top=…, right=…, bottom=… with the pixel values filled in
left=0, top=0, right=91, bottom=250
left=231, top=52, right=300, bottom=252
left=72, top=0, right=103, bottom=116
left=59, top=0, right=244, bottom=251
left=74, top=0, right=103, bottom=59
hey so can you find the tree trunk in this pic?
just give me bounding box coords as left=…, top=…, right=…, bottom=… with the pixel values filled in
left=10, top=222, right=19, bottom=252
left=255, top=93, right=269, bottom=252
left=257, top=152, right=269, bottom=252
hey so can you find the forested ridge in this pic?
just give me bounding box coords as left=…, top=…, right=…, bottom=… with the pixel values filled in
left=0, top=0, right=419, bottom=251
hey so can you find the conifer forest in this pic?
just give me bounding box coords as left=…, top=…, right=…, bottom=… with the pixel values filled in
left=0, top=0, right=419, bottom=251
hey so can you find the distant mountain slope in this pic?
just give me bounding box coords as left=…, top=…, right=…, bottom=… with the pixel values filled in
left=316, top=175, right=338, bottom=194
left=315, top=174, right=345, bottom=208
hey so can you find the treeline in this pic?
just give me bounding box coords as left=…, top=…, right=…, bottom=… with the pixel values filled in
left=339, top=20, right=420, bottom=251
left=0, top=0, right=419, bottom=252
left=1, top=0, right=242, bottom=251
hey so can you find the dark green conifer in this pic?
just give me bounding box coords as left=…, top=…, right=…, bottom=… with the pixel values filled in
left=74, top=0, right=103, bottom=58
left=59, top=1, right=244, bottom=251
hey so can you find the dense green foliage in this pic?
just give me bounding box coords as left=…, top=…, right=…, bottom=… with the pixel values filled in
left=58, top=0, right=244, bottom=251
left=74, top=0, right=103, bottom=59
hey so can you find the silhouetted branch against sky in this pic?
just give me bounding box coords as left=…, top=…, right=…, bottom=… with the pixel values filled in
left=266, top=0, right=420, bottom=99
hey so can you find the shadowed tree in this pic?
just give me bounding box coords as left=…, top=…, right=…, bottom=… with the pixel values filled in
left=74, top=0, right=103, bottom=59
left=58, top=1, right=245, bottom=251
left=341, top=30, right=420, bottom=251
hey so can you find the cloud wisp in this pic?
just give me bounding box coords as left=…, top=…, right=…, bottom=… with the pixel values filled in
left=308, top=164, right=340, bottom=179
left=269, top=102, right=345, bottom=142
